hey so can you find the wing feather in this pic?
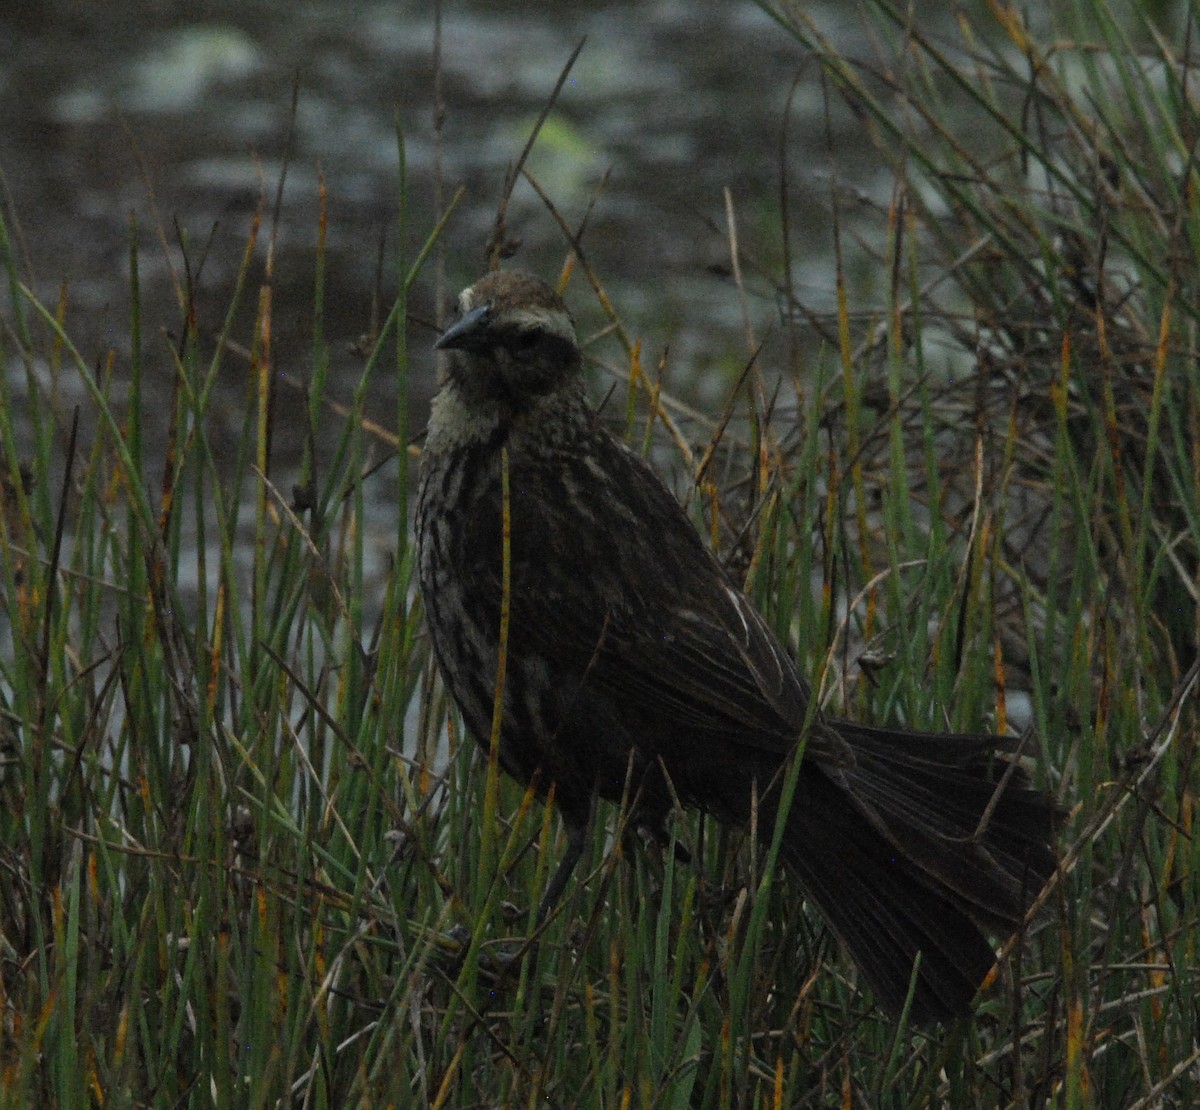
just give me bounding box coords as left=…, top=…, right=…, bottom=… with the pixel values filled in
left=503, top=425, right=852, bottom=768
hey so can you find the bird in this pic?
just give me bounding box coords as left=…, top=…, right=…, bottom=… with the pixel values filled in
left=415, top=268, right=1058, bottom=1024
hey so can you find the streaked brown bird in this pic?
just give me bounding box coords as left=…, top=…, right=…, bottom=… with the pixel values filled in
left=415, top=269, right=1058, bottom=1023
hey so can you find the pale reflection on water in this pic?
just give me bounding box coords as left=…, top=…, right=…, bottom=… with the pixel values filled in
left=0, top=2, right=883, bottom=417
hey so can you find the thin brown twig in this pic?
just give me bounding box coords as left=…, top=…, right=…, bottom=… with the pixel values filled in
left=484, top=37, right=586, bottom=270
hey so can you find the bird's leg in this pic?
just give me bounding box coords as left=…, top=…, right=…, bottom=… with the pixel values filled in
left=535, top=823, right=584, bottom=924
left=484, top=809, right=590, bottom=975
left=632, top=762, right=692, bottom=863
left=632, top=811, right=692, bottom=864
left=535, top=801, right=593, bottom=925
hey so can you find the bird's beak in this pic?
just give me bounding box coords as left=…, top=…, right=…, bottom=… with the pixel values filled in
left=435, top=303, right=492, bottom=351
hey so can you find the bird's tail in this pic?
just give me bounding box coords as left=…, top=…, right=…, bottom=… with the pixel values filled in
left=775, top=722, right=1058, bottom=1023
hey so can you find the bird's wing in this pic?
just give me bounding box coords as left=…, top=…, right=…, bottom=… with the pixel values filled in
left=506, top=429, right=852, bottom=768
left=595, top=571, right=853, bottom=768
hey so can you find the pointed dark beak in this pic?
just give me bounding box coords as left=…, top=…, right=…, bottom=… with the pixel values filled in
left=435, top=303, right=492, bottom=351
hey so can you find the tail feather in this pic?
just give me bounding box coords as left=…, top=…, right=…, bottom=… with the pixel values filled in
left=773, top=722, right=1058, bottom=1023
left=837, top=720, right=1058, bottom=920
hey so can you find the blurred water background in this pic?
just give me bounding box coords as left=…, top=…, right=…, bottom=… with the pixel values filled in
left=0, top=1, right=898, bottom=444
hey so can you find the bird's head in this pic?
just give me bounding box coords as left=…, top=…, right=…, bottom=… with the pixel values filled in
left=435, top=270, right=582, bottom=408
